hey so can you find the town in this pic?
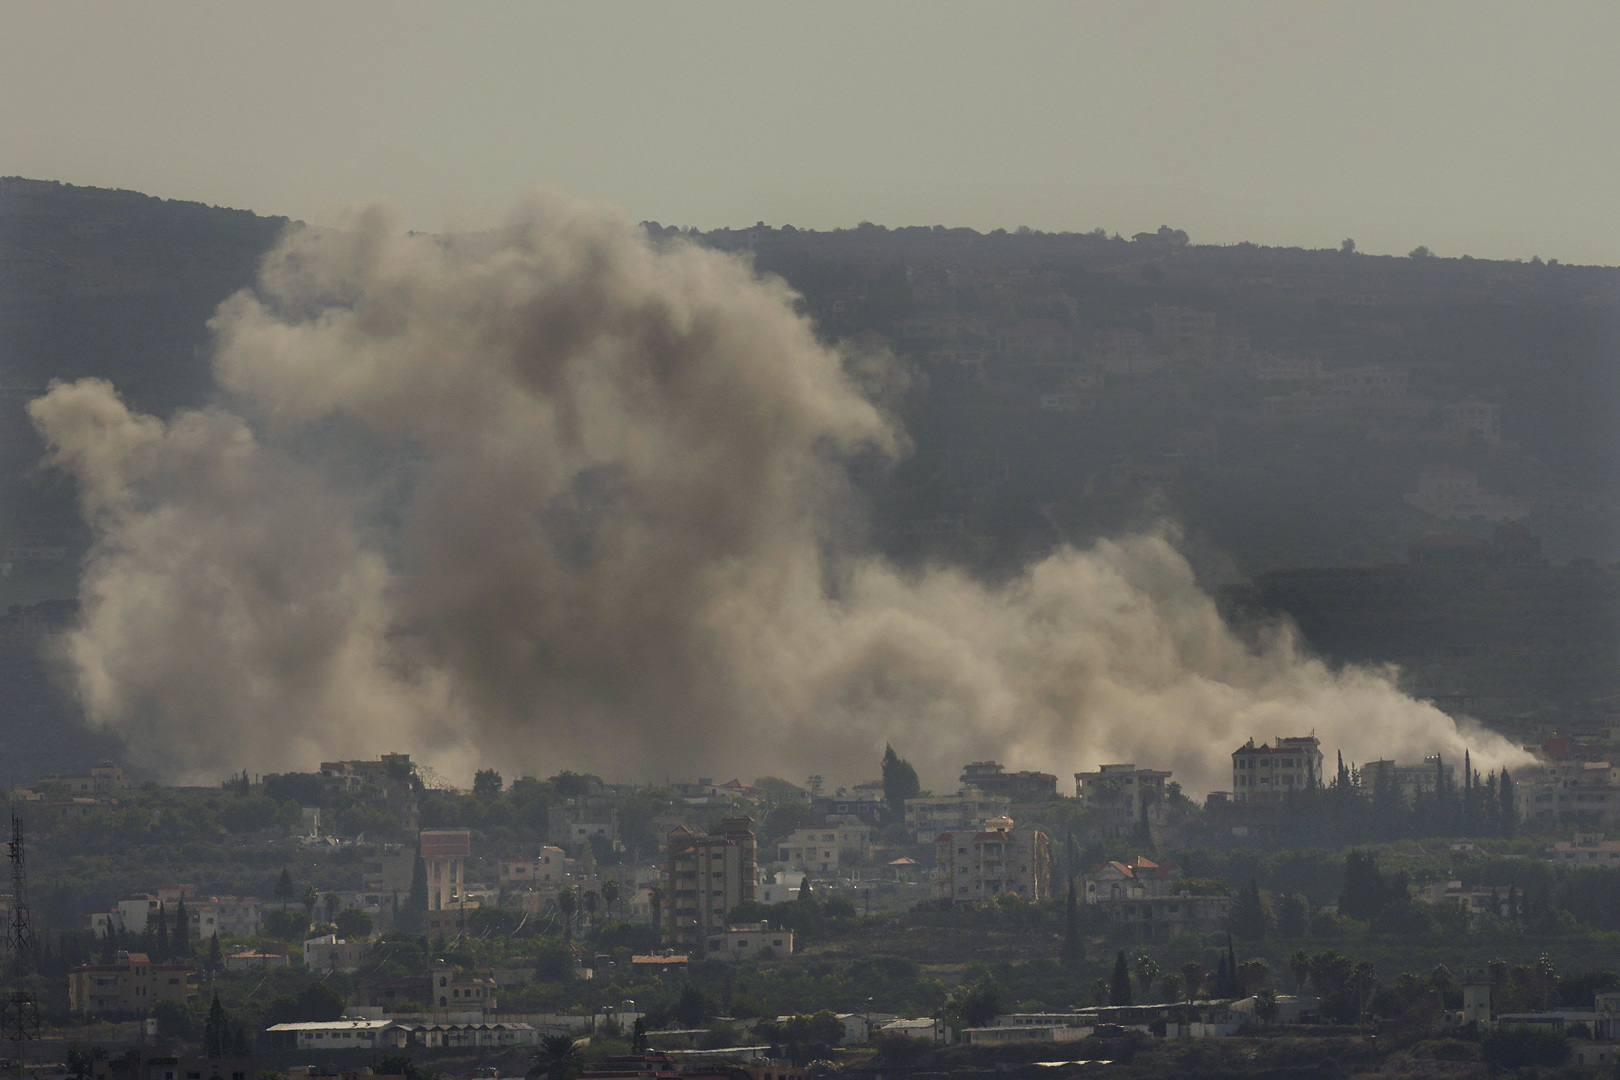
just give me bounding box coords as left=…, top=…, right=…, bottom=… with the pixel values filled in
left=6, top=726, right=1620, bottom=1079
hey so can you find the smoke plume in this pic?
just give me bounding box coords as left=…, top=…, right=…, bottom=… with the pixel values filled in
left=29, top=192, right=1528, bottom=791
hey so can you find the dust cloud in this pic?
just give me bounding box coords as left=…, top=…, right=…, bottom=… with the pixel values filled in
left=28, top=192, right=1529, bottom=792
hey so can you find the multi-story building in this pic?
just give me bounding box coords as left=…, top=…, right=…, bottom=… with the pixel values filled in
left=1231, top=737, right=1323, bottom=803
left=959, top=762, right=1060, bottom=801
left=1074, top=764, right=1173, bottom=826
left=419, top=829, right=470, bottom=910
left=934, top=816, right=1051, bottom=904
left=664, top=818, right=757, bottom=951
left=500, top=847, right=567, bottom=888
left=68, top=952, right=195, bottom=1015
left=776, top=825, right=871, bottom=872
left=547, top=795, right=619, bottom=850
left=810, top=789, right=884, bottom=826
left=34, top=763, right=129, bottom=797
left=904, top=789, right=1012, bottom=844
left=303, top=933, right=368, bottom=975
left=1518, top=761, right=1620, bottom=825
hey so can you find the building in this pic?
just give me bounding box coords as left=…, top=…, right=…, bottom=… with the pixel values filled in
left=903, top=789, right=1012, bottom=844
left=1231, top=737, right=1323, bottom=803
left=958, top=762, right=1059, bottom=801
left=429, top=961, right=498, bottom=1011
left=1360, top=757, right=1458, bottom=804
left=1548, top=834, right=1620, bottom=866
left=223, top=948, right=288, bottom=972
left=1404, top=465, right=1526, bottom=522
left=1097, top=893, right=1232, bottom=942
left=267, top=1020, right=409, bottom=1052
left=303, top=933, right=367, bottom=975
left=500, top=847, right=567, bottom=887
left=34, top=763, right=129, bottom=797
left=664, top=819, right=757, bottom=951
left=701, top=923, right=793, bottom=963
left=548, top=794, right=620, bottom=849
left=419, top=829, right=470, bottom=910
left=1080, top=856, right=1181, bottom=904
left=934, top=816, right=1051, bottom=904
left=68, top=952, right=195, bottom=1015
left=1517, top=761, right=1620, bottom=825
left=1074, top=764, right=1173, bottom=826
left=776, top=825, right=871, bottom=872
left=91, top=1049, right=252, bottom=1080
left=1441, top=401, right=1502, bottom=444
left=811, top=789, right=885, bottom=826
left=756, top=870, right=807, bottom=904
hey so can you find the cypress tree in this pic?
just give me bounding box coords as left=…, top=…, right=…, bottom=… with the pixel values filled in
left=204, top=992, right=229, bottom=1058
left=173, top=898, right=190, bottom=956
left=155, top=902, right=169, bottom=960
left=1061, top=879, right=1085, bottom=965
left=1109, top=950, right=1133, bottom=1006
left=1499, top=771, right=1517, bottom=838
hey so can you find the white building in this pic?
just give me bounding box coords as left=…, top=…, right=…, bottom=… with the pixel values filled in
left=904, top=789, right=1012, bottom=844
left=500, top=848, right=567, bottom=887
left=1231, top=737, right=1323, bottom=803
left=935, top=816, right=1051, bottom=903
left=776, top=825, right=870, bottom=871
left=1074, top=764, right=1172, bottom=826
left=303, top=934, right=367, bottom=975
left=419, top=830, right=470, bottom=910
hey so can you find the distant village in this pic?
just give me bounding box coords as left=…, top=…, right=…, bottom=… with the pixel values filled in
left=7, top=717, right=1620, bottom=1069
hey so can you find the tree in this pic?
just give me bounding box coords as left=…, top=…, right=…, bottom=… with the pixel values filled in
left=1409, top=245, right=1433, bottom=259
left=556, top=890, right=577, bottom=941
left=1158, top=975, right=1180, bottom=1004
left=649, top=885, right=664, bottom=940
left=949, top=982, right=1001, bottom=1027
left=334, top=908, right=374, bottom=940
left=401, top=853, right=428, bottom=931
left=1340, top=239, right=1356, bottom=254
left=301, top=885, right=318, bottom=923
left=630, top=1017, right=648, bottom=1053
left=1255, top=987, right=1280, bottom=1024
left=880, top=745, right=921, bottom=820
left=1499, top=771, right=1517, bottom=838
left=1240, top=958, right=1270, bottom=995
left=1110, top=950, right=1133, bottom=1006
left=1339, top=851, right=1393, bottom=921
left=154, top=902, right=169, bottom=960
left=1276, top=893, right=1309, bottom=938
left=231, top=1026, right=250, bottom=1058
left=206, top=932, right=222, bottom=974
left=1228, top=878, right=1268, bottom=941
left=204, top=992, right=230, bottom=1058
left=473, top=769, right=503, bottom=798
left=798, top=875, right=814, bottom=903
left=1060, top=880, right=1084, bottom=965
left=275, top=869, right=295, bottom=903
left=530, top=1034, right=582, bottom=1080
left=1133, top=952, right=1159, bottom=1001
left=173, top=898, right=191, bottom=956
left=601, top=880, right=621, bottom=919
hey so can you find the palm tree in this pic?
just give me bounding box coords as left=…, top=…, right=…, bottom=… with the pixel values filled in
left=582, top=891, right=599, bottom=933
left=601, top=880, right=621, bottom=919
left=1254, top=987, right=1280, bottom=1025
left=1133, top=952, right=1159, bottom=1001
left=530, top=1034, right=581, bottom=1080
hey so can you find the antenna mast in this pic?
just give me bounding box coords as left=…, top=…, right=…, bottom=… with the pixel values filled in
left=4, top=812, right=39, bottom=1049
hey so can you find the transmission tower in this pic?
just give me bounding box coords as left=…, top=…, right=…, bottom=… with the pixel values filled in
left=3, top=813, right=39, bottom=1049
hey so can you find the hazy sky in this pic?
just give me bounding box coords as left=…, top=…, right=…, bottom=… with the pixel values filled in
left=4, top=2, right=1617, bottom=263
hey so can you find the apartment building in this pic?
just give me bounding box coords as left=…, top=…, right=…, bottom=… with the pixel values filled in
left=1231, top=737, right=1323, bottom=803
left=904, top=789, right=1012, bottom=843
left=500, top=847, right=567, bottom=888
left=701, top=923, right=794, bottom=963
left=664, top=818, right=757, bottom=951
left=776, top=825, right=871, bottom=872
left=959, top=761, right=1059, bottom=801
left=68, top=952, right=195, bottom=1015
left=934, top=816, right=1051, bottom=904
left=1074, top=764, right=1173, bottom=826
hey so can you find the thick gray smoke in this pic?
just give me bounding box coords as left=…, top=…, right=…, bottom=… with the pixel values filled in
left=29, top=192, right=1528, bottom=791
